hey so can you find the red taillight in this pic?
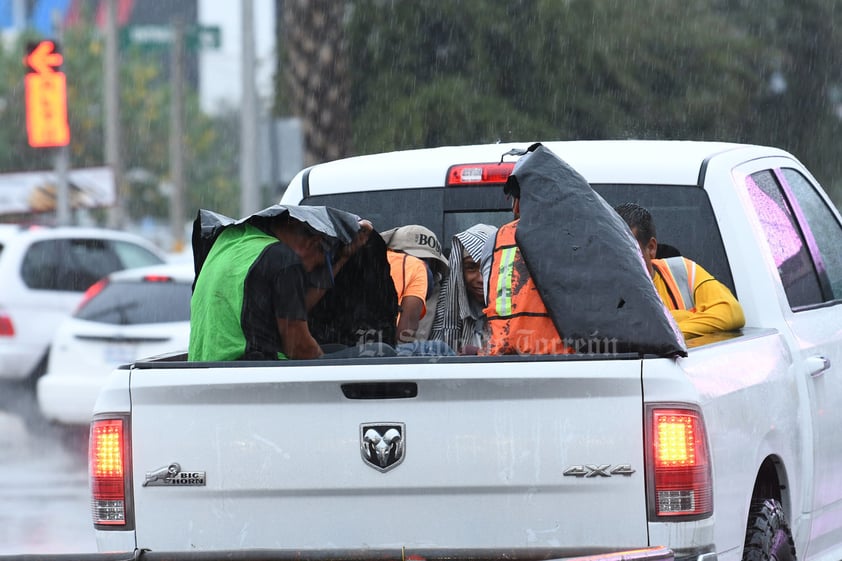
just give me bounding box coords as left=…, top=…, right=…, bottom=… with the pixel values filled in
left=0, top=314, right=14, bottom=336
left=648, top=406, right=712, bottom=519
left=76, top=278, right=108, bottom=314
left=446, top=162, right=515, bottom=186
left=142, top=275, right=174, bottom=283
left=90, top=417, right=128, bottom=526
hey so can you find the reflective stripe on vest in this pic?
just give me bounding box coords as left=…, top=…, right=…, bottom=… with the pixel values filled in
left=653, top=256, right=696, bottom=311
left=494, top=246, right=518, bottom=317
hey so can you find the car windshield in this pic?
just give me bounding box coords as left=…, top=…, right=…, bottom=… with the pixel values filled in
left=76, top=279, right=192, bottom=325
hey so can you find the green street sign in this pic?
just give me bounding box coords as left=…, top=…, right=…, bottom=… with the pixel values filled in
left=120, top=25, right=222, bottom=51
left=188, top=25, right=221, bottom=50
left=119, top=25, right=170, bottom=50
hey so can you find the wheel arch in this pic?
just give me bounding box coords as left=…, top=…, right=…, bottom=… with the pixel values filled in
left=751, top=455, right=790, bottom=517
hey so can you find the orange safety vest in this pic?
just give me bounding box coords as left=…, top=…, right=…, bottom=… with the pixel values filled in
left=652, top=257, right=696, bottom=312
left=482, top=221, right=568, bottom=355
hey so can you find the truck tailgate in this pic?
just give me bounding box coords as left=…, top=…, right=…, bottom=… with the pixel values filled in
left=128, top=357, right=647, bottom=552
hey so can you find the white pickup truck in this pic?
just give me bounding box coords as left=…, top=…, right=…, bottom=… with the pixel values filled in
left=87, top=140, right=842, bottom=561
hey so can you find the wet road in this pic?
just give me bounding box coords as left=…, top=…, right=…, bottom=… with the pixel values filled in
left=0, top=380, right=97, bottom=556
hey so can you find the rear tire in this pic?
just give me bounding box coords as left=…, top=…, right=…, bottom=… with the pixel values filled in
left=742, top=498, right=796, bottom=561
left=25, top=353, right=49, bottom=389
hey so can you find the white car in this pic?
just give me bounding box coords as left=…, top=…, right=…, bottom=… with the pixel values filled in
left=0, top=225, right=168, bottom=384
left=37, top=262, right=193, bottom=426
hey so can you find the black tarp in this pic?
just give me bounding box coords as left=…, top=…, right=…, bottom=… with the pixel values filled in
left=510, top=144, right=687, bottom=357
left=191, top=204, right=398, bottom=349
left=191, top=204, right=363, bottom=279
left=308, top=231, right=399, bottom=347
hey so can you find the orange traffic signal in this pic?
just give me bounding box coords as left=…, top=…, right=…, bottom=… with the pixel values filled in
left=23, top=40, right=70, bottom=148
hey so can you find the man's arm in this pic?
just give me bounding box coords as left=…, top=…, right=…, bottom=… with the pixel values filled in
left=276, top=318, right=324, bottom=359
left=672, top=265, right=745, bottom=337
left=395, top=255, right=429, bottom=342
left=397, top=295, right=425, bottom=343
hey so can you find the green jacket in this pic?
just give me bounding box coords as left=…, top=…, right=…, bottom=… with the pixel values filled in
left=188, top=223, right=286, bottom=361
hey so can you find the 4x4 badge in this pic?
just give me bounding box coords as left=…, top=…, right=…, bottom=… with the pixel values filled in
left=563, top=464, right=635, bottom=477
left=360, top=423, right=405, bottom=472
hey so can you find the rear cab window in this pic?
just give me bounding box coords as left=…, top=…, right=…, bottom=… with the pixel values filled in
left=303, top=183, right=735, bottom=295
left=76, top=278, right=192, bottom=325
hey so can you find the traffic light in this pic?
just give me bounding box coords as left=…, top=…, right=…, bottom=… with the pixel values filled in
left=23, top=40, right=71, bottom=148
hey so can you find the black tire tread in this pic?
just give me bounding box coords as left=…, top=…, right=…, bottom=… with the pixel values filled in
left=742, top=498, right=796, bottom=561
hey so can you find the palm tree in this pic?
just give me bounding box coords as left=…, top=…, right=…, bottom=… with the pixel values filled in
left=280, top=0, right=352, bottom=165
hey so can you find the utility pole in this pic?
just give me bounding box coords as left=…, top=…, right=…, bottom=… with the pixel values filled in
left=104, top=0, right=123, bottom=228
left=52, top=9, right=70, bottom=226
left=240, top=0, right=260, bottom=216
left=169, top=19, right=186, bottom=252
left=12, top=0, right=24, bottom=27
left=54, top=141, right=70, bottom=225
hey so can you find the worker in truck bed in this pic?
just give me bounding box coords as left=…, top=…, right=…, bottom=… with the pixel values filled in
left=431, top=223, right=498, bottom=355
left=382, top=224, right=455, bottom=356
left=189, top=209, right=374, bottom=361
left=482, top=146, right=569, bottom=356
left=615, top=202, right=745, bottom=338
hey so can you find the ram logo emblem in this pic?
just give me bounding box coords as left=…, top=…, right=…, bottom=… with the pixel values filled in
left=360, top=423, right=405, bottom=472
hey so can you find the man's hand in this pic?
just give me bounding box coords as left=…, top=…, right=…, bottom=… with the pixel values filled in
left=325, top=219, right=374, bottom=283
left=277, top=318, right=324, bottom=359
left=339, top=219, right=373, bottom=259
left=460, top=344, right=481, bottom=356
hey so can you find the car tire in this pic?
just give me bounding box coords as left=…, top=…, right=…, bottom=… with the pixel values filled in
left=742, top=498, right=796, bottom=561
left=25, top=353, right=49, bottom=390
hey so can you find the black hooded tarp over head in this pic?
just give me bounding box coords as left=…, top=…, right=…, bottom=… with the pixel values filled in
left=510, top=144, right=687, bottom=357
left=191, top=204, right=363, bottom=279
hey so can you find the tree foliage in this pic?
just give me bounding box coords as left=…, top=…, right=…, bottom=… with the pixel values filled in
left=346, top=0, right=773, bottom=145
left=722, top=0, right=842, bottom=204
left=334, top=0, right=842, bottom=205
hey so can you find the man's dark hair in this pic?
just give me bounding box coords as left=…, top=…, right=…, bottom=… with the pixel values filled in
left=615, top=202, right=656, bottom=243
left=503, top=175, right=520, bottom=200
